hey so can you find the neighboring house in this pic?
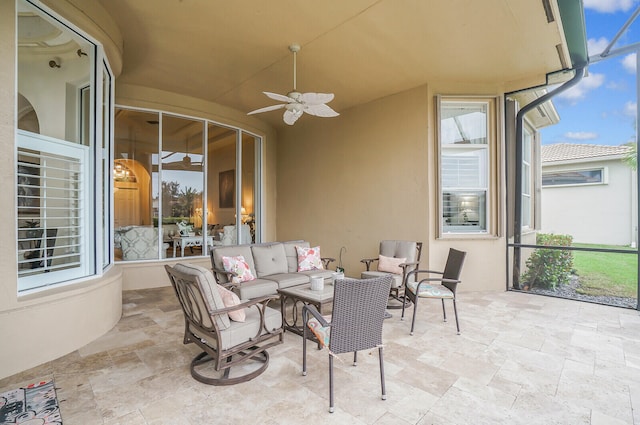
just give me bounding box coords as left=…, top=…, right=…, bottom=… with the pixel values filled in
left=541, top=143, right=637, bottom=247
left=0, top=1, right=589, bottom=378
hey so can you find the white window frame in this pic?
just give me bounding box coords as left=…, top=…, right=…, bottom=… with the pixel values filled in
left=437, top=96, right=499, bottom=237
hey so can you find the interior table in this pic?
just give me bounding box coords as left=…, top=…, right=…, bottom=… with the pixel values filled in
left=172, top=235, right=215, bottom=257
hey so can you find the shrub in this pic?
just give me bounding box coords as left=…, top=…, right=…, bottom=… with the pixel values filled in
left=521, top=233, right=573, bottom=290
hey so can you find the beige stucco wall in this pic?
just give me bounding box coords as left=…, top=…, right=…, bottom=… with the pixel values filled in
left=276, top=84, right=508, bottom=291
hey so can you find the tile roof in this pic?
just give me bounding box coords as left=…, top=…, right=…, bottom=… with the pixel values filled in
left=541, top=143, right=632, bottom=163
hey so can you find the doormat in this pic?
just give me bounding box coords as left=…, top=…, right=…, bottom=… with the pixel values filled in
left=0, top=380, right=62, bottom=424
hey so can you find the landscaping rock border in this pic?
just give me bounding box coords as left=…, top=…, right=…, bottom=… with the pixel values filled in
left=525, top=275, right=637, bottom=309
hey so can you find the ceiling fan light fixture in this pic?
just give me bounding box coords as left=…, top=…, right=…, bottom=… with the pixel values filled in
left=247, top=44, right=339, bottom=125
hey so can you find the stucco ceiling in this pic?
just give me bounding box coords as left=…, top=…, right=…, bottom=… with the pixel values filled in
left=97, top=0, right=570, bottom=128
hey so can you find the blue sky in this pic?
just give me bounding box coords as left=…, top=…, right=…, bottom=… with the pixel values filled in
left=540, top=0, right=639, bottom=146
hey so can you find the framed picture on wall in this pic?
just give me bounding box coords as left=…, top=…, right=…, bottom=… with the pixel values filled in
left=17, top=161, right=40, bottom=215
left=219, top=169, right=235, bottom=208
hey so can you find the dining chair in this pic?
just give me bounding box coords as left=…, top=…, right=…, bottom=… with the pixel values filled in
left=401, top=248, right=466, bottom=335
left=302, top=275, right=393, bottom=413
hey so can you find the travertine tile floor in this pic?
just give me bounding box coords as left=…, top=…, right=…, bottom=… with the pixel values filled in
left=3, top=287, right=640, bottom=424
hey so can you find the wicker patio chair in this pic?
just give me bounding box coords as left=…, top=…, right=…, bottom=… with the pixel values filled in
left=165, top=263, right=283, bottom=385
left=302, top=275, right=393, bottom=413
left=401, top=248, right=466, bottom=335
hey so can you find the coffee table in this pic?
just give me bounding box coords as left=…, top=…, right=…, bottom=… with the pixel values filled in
left=277, top=279, right=334, bottom=337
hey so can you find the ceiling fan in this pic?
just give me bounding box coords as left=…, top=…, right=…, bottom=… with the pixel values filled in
left=248, top=44, right=339, bottom=125
left=162, top=139, right=203, bottom=170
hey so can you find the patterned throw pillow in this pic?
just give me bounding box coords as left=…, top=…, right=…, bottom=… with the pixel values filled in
left=307, top=314, right=332, bottom=349
left=296, top=246, right=324, bottom=272
left=221, top=255, right=256, bottom=284
left=378, top=255, right=406, bottom=275
left=217, top=285, right=246, bottom=322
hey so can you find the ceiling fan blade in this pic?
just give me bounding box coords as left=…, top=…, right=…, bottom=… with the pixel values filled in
left=300, top=92, right=334, bottom=105
left=263, top=92, right=295, bottom=103
left=283, top=109, right=302, bottom=125
left=304, top=103, right=340, bottom=118
left=247, top=103, right=286, bottom=115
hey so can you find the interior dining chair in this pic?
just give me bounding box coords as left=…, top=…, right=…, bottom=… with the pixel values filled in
left=401, top=248, right=466, bottom=335
left=302, top=275, right=393, bottom=413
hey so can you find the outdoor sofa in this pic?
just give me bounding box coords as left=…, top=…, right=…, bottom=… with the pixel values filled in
left=210, top=240, right=335, bottom=299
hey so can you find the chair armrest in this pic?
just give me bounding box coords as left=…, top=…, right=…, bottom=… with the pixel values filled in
left=211, top=266, right=237, bottom=283
left=406, top=268, right=444, bottom=279
left=210, top=294, right=279, bottom=316
left=360, top=257, right=378, bottom=271
left=399, top=261, right=419, bottom=270
left=302, top=304, right=330, bottom=327
left=321, top=257, right=335, bottom=269
left=416, top=277, right=462, bottom=294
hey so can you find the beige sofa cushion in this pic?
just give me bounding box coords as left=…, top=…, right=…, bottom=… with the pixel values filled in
left=283, top=240, right=308, bottom=273
left=194, top=303, right=282, bottom=351
left=251, top=243, right=288, bottom=277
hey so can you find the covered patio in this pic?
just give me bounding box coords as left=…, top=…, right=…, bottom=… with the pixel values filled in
left=2, top=288, right=638, bottom=424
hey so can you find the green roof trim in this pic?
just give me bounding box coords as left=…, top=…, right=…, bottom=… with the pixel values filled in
left=557, top=0, right=589, bottom=68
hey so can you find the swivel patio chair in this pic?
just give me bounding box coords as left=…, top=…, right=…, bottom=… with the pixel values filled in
left=361, top=240, right=423, bottom=309
left=401, top=248, right=466, bottom=335
left=302, top=275, right=393, bottom=413
left=165, top=263, right=283, bottom=385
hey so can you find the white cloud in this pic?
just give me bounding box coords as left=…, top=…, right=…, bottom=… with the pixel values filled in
left=564, top=131, right=599, bottom=140
left=624, top=100, right=637, bottom=116
left=583, top=0, right=636, bottom=13
left=588, top=37, right=609, bottom=56
left=557, top=73, right=605, bottom=102
left=622, top=53, right=637, bottom=73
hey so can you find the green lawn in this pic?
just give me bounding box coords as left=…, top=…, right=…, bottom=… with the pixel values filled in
left=572, top=244, right=638, bottom=298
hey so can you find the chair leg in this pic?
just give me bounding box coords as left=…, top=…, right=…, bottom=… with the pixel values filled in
left=378, top=346, right=386, bottom=400
left=441, top=298, right=447, bottom=322
left=452, top=298, right=461, bottom=335
left=410, top=297, right=419, bottom=335
left=302, top=318, right=308, bottom=376
left=401, top=291, right=410, bottom=320
left=353, top=351, right=357, bottom=366
left=329, top=354, right=335, bottom=413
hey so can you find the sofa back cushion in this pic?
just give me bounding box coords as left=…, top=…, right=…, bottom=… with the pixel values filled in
left=172, top=263, right=231, bottom=330
left=252, top=243, right=288, bottom=277
left=283, top=240, right=308, bottom=273
left=211, top=245, right=256, bottom=283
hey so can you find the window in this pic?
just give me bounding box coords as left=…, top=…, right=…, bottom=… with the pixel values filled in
left=439, top=98, right=497, bottom=235
left=522, top=126, right=533, bottom=228
left=16, top=0, right=111, bottom=291
left=542, top=168, right=604, bottom=186
left=113, top=107, right=262, bottom=261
